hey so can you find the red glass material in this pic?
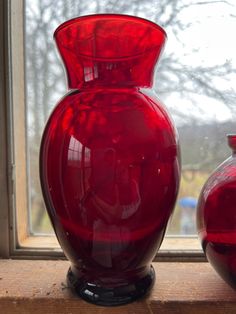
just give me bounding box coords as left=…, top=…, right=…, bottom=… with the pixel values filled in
left=197, top=134, right=236, bottom=288
left=40, top=14, right=180, bottom=305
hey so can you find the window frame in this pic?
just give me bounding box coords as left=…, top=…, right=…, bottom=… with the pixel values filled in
left=0, top=0, right=10, bottom=258
left=0, top=0, right=205, bottom=261
left=0, top=0, right=30, bottom=258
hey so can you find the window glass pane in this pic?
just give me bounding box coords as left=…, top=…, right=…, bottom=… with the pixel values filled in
left=25, top=0, right=236, bottom=235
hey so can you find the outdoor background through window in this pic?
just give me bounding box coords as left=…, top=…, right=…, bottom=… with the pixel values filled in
left=25, top=0, right=236, bottom=236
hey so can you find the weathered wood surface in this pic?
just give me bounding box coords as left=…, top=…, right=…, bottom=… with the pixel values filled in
left=0, top=260, right=235, bottom=313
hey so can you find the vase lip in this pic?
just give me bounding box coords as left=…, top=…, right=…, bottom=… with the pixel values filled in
left=53, top=13, right=167, bottom=40
left=227, top=134, right=236, bottom=151
left=227, top=134, right=236, bottom=138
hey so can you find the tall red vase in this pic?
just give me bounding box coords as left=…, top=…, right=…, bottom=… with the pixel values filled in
left=40, top=14, right=180, bottom=305
left=197, top=135, right=236, bottom=288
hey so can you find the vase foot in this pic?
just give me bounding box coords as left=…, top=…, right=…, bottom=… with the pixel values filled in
left=66, top=265, right=155, bottom=306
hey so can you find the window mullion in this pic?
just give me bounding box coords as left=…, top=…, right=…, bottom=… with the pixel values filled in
left=0, top=0, right=11, bottom=258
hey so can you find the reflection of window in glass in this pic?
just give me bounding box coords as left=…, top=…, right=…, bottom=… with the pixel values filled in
left=84, top=147, right=91, bottom=164
left=68, top=136, right=81, bottom=162
left=68, top=136, right=91, bottom=165
left=84, top=65, right=98, bottom=82
left=25, top=0, right=236, bottom=238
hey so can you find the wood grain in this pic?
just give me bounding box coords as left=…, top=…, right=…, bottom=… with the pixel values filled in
left=0, top=260, right=236, bottom=313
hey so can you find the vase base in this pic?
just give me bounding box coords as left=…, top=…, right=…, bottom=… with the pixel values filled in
left=66, top=265, right=155, bottom=306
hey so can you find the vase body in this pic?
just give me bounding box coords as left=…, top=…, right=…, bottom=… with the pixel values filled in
left=197, top=135, right=236, bottom=288
left=40, top=14, right=180, bottom=305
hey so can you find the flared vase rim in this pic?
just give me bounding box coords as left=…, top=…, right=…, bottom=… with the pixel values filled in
left=53, top=13, right=167, bottom=40
left=227, top=134, right=236, bottom=139
left=227, top=133, right=236, bottom=152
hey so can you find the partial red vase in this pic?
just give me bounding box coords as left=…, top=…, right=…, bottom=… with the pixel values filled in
left=197, top=134, right=236, bottom=288
left=40, top=14, right=180, bottom=305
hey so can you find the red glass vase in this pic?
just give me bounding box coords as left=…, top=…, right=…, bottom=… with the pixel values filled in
left=40, top=14, right=180, bottom=305
left=197, top=135, right=236, bottom=288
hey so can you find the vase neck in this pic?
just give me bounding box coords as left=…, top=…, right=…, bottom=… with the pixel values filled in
left=54, top=14, right=166, bottom=89
left=228, top=134, right=236, bottom=155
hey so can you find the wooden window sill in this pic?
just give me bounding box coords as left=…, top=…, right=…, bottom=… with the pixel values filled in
left=0, top=260, right=236, bottom=314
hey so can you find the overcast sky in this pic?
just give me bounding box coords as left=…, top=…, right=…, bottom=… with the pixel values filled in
left=164, top=0, right=236, bottom=123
